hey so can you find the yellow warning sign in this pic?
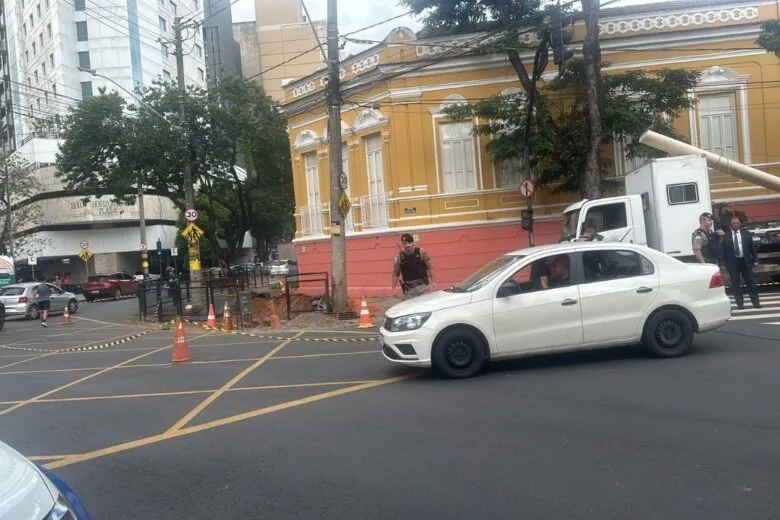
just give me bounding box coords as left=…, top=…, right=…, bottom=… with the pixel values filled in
left=338, top=192, right=352, bottom=218
left=142, top=260, right=149, bottom=268
left=189, top=258, right=201, bottom=271
left=79, top=249, right=93, bottom=262
left=181, top=223, right=204, bottom=244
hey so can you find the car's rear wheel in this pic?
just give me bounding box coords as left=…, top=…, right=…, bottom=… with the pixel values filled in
left=29, top=304, right=40, bottom=320
left=68, top=299, right=78, bottom=314
left=432, top=328, right=486, bottom=379
left=642, top=309, right=694, bottom=358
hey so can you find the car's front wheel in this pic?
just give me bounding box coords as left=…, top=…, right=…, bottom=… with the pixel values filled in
left=432, top=328, right=487, bottom=379
left=642, top=309, right=694, bottom=358
left=67, top=299, right=79, bottom=315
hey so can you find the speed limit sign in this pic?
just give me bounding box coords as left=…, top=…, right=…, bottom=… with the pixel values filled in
left=185, top=208, right=199, bottom=222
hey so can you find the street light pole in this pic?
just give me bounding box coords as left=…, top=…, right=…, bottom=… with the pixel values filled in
left=78, top=66, right=155, bottom=277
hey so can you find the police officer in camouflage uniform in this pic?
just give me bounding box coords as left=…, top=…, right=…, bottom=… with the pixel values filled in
left=391, top=233, right=436, bottom=299
left=692, top=212, right=725, bottom=264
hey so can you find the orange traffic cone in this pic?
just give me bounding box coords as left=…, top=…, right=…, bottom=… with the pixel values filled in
left=206, top=303, right=217, bottom=328
left=171, top=319, right=192, bottom=363
left=223, top=301, right=234, bottom=331
left=61, top=305, right=72, bottom=325
left=358, top=296, right=373, bottom=329
left=269, top=299, right=281, bottom=330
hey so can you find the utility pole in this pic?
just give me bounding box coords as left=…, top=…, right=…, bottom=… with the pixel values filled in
left=521, top=34, right=549, bottom=247
left=326, top=0, right=347, bottom=313
left=3, top=160, right=13, bottom=257
left=173, top=16, right=201, bottom=281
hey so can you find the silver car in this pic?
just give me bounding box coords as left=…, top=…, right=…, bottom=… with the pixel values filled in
left=0, top=283, right=79, bottom=320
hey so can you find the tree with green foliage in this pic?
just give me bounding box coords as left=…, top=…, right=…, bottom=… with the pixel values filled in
left=0, top=154, right=50, bottom=257
left=56, top=78, right=293, bottom=268
left=403, top=0, right=700, bottom=199
left=757, top=20, right=780, bottom=56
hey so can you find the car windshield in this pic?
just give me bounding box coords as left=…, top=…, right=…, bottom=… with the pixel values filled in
left=561, top=210, right=580, bottom=242
left=0, top=286, right=25, bottom=296
left=87, top=276, right=109, bottom=283
left=447, top=255, right=524, bottom=293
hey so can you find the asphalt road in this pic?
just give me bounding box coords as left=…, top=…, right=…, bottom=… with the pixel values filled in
left=1, top=294, right=779, bottom=519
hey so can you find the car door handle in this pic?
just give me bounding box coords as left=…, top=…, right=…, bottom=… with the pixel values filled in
left=636, top=287, right=653, bottom=294
left=561, top=299, right=578, bottom=306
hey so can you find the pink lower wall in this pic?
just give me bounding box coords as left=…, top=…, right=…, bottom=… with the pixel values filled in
left=294, top=218, right=563, bottom=297
left=294, top=198, right=780, bottom=298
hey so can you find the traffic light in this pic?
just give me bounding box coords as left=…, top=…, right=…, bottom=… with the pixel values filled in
left=156, top=238, right=162, bottom=256
left=550, top=12, right=575, bottom=74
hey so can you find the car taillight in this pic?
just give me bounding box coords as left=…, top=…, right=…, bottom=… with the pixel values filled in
left=709, top=272, right=725, bottom=288
left=18, top=296, right=27, bottom=303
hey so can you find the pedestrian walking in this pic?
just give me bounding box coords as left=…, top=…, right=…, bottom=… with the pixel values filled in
left=32, top=278, right=51, bottom=327
left=391, top=233, right=436, bottom=299
left=692, top=212, right=724, bottom=264
left=722, top=216, right=761, bottom=309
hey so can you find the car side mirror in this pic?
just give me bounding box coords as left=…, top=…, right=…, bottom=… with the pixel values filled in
left=497, top=284, right=519, bottom=298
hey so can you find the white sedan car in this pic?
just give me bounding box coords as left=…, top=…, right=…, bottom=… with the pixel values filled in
left=381, top=242, right=731, bottom=379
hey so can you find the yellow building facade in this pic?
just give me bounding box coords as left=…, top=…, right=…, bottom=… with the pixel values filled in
left=281, top=0, right=780, bottom=296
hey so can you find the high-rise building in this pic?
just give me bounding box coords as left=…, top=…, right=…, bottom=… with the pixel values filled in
left=232, top=21, right=260, bottom=81
left=202, top=0, right=242, bottom=87
left=3, top=0, right=207, bottom=278
left=237, top=0, right=325, bottom=102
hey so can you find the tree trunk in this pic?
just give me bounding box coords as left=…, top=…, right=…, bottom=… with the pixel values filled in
left=581, top=0, right=603, bottom=200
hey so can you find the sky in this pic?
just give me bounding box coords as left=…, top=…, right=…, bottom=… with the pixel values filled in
left=231, top=0, right=676, bottom=55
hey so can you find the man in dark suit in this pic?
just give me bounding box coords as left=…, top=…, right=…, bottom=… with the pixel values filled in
left=722, top=216, right=761, bottom=309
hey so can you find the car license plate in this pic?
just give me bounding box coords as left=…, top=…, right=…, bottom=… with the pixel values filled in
left=91, top=290, right=99, bottom=294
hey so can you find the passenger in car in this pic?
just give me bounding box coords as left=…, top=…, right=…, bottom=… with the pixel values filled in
left=535, top=255, right=570, bottom=289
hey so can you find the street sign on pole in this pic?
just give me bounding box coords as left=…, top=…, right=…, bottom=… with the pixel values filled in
left=520, top=180, right=535, bottom=198
left=27, top=256, right=37, bottom=265
left=171, top=247, right=178, bottom=257
left=80, top=240, right=89, bottom=250
left=185, top=208, right=199, bottom=222
left=140, top=243, right=147, bottom=251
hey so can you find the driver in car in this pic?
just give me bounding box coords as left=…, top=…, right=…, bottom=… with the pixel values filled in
left=535, top=255, right=570, bottom=290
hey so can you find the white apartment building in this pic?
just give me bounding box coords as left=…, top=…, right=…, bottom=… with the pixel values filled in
left=3, top=0, right=207, bottom=280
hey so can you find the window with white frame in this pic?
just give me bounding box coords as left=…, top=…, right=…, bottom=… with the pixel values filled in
left=697, top=93, right=738, bottom=161
left=439, top=121, right=477, bottom=193
left=303, top=151, right=322, bottom=233
left=499, top=157, right=522, bottom=187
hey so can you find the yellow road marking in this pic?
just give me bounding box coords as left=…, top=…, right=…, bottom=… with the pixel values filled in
left=0, top=350, right=378, bottom=376
left=72, top=316, right=147, bottom=328
left=27, top=455, right=72, bottom=461
left=0, top=332, right=211, bottom=417
left=3, top=324, right=117, bottom=346
left=272, top=350, right=376, bottom=360
left=0, top=351, right=58, bottom=370
left=44, top=374, right=416, bottom=470
left=0, top=380, right=381, bottom=406
left=165, top=332, right=305, bottom=433
left=0, top=330, right=160, bottom=370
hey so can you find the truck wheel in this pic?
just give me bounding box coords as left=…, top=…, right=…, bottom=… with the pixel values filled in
left=642, top=309, right=694, bottom=358
left=431, top=328, right=486, bottom=379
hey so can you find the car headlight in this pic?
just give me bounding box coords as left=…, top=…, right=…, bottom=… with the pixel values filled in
left=388, top=313, right=431, bottom=332
left=46, top=494, right=77, bottom=520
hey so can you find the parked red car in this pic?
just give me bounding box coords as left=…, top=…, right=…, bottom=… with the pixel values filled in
left=82, top=272, right=139, bottom=302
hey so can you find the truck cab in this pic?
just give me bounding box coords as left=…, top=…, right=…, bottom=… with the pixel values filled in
left=562, top=155, right=712, bottom=261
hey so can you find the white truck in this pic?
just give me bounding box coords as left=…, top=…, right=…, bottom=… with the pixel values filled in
left=561, top=155, right=711, bottom=262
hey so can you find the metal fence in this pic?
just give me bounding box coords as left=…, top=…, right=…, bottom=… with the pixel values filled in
left=138, top=271, right=331, bottom=326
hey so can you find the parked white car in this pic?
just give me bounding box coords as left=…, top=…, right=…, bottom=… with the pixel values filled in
left=381, top=242, right=731, bottom=379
